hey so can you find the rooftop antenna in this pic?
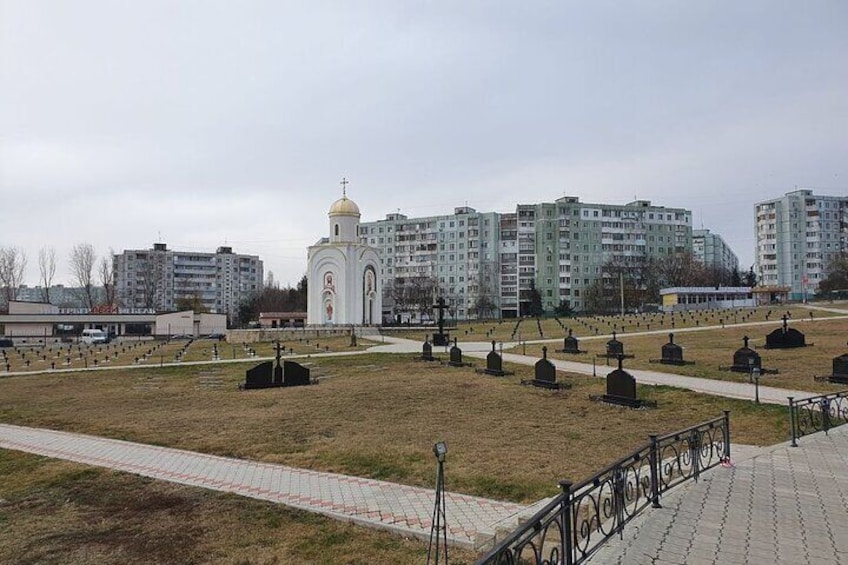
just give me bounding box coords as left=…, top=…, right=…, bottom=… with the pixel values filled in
left=157, top=230, right=162, bottom=242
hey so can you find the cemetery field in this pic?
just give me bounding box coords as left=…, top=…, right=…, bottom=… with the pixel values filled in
left=0, top=353, right=789, bottom=504
left=381, top=303, right=841, bottom=344
left=537, top=315, right=848, bottom=394
left=0, top=335, right=377, bottom=374
left=0, top=449, right=476, bottom=565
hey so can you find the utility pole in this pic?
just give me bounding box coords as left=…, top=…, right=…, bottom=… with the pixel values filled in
left=620, top=271, right=625, bottom=317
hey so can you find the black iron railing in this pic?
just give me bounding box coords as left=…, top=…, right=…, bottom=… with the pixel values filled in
left=475, top=412, right=730, bottom=565
left=789, top=391, right=848, bottom=446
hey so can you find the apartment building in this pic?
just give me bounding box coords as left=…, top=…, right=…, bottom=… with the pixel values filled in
left=363, top=197, right=693, bottom=319
left=755, top=189, right=848, bottom=300
left=114, top=243, right=263, bottom=323
left=501, top=197, right=693, bottom=315
left=359, top=207, right=500, bottom=321
left=693, top=229, right=739, bottom=275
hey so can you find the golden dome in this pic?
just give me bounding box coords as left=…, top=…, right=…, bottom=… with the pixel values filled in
left=329, top=195, right=361, bottom=216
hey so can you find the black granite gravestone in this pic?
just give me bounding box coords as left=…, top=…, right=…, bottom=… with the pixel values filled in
left=607, top=361, right=636, bottom=402
left=558, top=329, right=585, bottom=354
left=825, top=349, right=848, bottom=385
left=242, top=344, right=312, bottom=389
left=650, top=333, right=693, bottom=366
left=421, top=338, right=436, bottom=362
left=480, top=340, right=512, bottom=376
left=764, top=315, right=807, bottom=349
left=598, top=332, right=633, bottom=359
left=723, top=336, right=776, bottom=374
left=730, top=336, right=761, bottom=372
left=591, top=356, right=655, bottom=408
left=448, top=338, right=471, bottom=367
left=282, top=360, right=311, bottom=387
left=522, top=346, right=569, bottom=390
left=244, top=361, right=275, bottom=389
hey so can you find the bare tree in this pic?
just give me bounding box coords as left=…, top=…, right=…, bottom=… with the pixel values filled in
left=38, top=246, right=57, bottom=303
left=70, top=242, right=97, bottom=309
left=0, top=246, right=28, bottom=310
left=383, top=276, right=441, bottom=321
left=99, top=250, right=117, bottom=307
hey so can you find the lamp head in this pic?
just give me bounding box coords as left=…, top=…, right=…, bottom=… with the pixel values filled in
left=433, top=441, right=447, bottom=461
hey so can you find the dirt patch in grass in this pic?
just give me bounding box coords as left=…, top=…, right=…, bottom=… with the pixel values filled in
left=0, top=354, right=789, bottom=503
left=0, top=450, right=472, bottom=565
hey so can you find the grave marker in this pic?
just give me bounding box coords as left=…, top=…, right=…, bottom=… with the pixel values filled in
left=522, top=346, right=570, bottom=390
left=590, top=356, right=656, bottom=408
left=447, top=338, right=471, bottom=368
left=650, top=333, right=694, bottom=366
left=432, top=297, right=451, bottom=346
left=557, top=329, right=585, bottom=355
left=479, top=340, right=513, bottom=376
left=764, top=314, right=808, bottom=349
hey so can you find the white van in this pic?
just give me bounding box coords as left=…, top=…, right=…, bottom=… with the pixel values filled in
left=81, top=329, right=109, bottom=344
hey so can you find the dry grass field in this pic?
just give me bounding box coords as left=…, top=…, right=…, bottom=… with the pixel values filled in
left=1, top=354, right=789, bottom=503
left=0, top=450, right=476, bottom=565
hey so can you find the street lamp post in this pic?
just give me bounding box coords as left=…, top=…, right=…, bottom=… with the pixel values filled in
left=427, top=441, right=449, bottom=565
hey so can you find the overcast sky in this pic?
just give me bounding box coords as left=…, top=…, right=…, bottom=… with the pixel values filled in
left=2, top=1, right=846, bottom=288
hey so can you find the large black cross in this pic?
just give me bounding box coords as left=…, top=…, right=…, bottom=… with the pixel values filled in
left=433, top=297, right=449, bottom=335
left=340, top=177, right=349, bottom=197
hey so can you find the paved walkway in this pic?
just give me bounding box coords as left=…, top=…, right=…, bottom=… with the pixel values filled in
left=0, top=423, right=525, bottom=550
left=587, top=422, right=848, bottom=565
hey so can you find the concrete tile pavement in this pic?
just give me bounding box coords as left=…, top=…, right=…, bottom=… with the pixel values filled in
left=587, top=423, right=848, bottom=565
left=0, top=423, right=526, bottom=550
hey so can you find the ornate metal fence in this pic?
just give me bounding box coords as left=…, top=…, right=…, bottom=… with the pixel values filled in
left=789, top=391, right=848, bottom=446
left=475, top=412, right=730, bottom=565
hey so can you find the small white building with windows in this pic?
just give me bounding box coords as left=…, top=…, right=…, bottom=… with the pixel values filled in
left=306, top=186, right=382, bottom=326
left=660, top=287, right=755, bottom=312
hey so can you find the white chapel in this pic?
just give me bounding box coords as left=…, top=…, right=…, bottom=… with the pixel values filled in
left=306, top=182, right=382, bottom=326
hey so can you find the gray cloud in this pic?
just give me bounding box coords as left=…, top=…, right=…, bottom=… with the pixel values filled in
left=2, top=0, right=846, bottom=286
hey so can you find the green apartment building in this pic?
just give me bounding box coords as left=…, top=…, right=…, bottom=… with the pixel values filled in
left=500, top=197, right=693, bottom=317
left=362, top=197, right=693, bottom=320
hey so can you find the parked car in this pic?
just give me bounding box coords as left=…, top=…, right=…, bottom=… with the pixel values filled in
left=81, top=329, right=109, bottom=344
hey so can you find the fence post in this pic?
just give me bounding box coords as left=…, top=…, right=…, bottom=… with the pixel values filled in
left=649, top=434, right=661, bottom=508
left=788, top=397, right=798, bottom=447
left=559, top=480, right=574, bottom=565
left=722, top=410, right=731, bottom=462
left=822, top=397, right=831, bottom=435
left=690, top=429, right=701, bottom=482
left=614, top=467, right=626, bottom=539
